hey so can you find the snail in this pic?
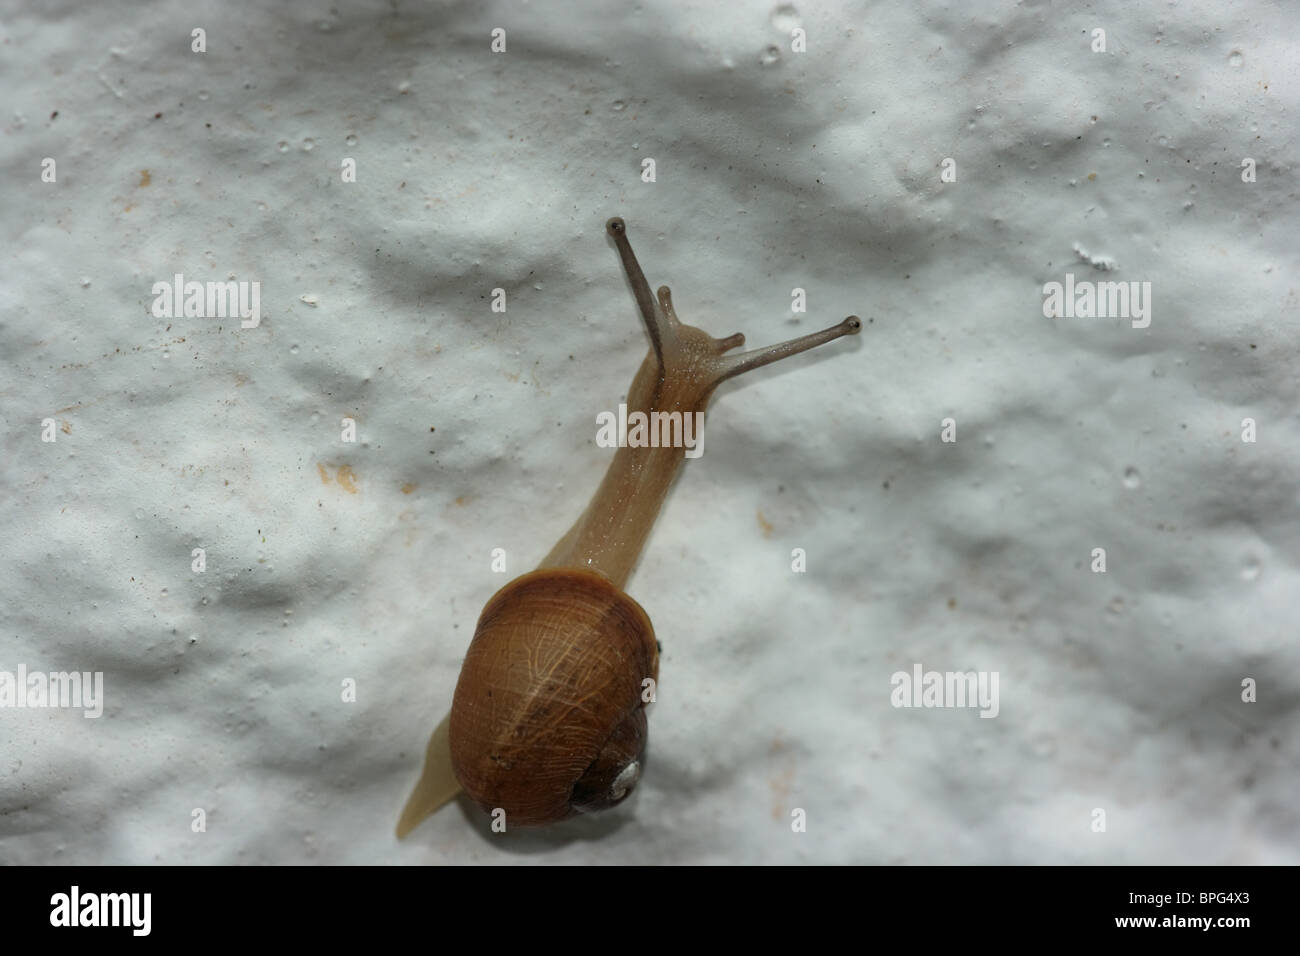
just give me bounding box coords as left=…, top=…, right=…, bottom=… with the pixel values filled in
left=396, top=216, right=860, bottom=834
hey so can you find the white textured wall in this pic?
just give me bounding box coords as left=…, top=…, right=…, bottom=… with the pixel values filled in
left=1, top=0, right=1296, bottom=864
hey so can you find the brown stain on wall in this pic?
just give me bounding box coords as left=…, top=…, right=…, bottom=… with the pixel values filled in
left=336, top=465, right=359, bottom=494
left=316, top=463, right=359, bottom=493
left=768, top=737, right=796, bottom=821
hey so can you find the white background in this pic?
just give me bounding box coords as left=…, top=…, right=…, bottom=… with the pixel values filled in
left=1, top=0, right=1297, bottom=863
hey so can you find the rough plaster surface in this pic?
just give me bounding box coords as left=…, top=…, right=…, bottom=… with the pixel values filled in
left=1, top=0, right=1297, bottom=864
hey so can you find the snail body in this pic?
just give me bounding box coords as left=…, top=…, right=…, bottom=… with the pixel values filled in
left=397, top=217, right=859, bottom=834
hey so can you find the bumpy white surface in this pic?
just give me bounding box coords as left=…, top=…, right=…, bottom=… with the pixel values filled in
left=2, top=0, right=1297, bottom=865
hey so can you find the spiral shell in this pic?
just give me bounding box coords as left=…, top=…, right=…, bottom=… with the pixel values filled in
left=449, top=568, right=659, bottom=826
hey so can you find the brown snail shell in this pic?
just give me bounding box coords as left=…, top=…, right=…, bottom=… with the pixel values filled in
left=449, top=568, right=659, bottom=826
